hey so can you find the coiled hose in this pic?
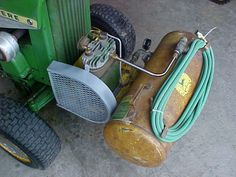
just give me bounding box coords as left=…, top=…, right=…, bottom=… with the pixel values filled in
left=151, top=39, right=214, bottom=142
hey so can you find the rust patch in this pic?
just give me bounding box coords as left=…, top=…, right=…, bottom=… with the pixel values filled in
left=104, top=31, right=204, bottom=167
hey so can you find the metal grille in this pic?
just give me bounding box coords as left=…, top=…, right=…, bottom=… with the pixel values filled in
left=47, top=61, right=117, bottom=123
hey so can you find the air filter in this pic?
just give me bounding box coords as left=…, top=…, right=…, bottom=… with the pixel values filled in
left=47, top=61, right=117, bottom=123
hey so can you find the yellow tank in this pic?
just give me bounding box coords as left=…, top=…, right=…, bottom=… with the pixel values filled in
left=104, top=31, right=204, bottom=167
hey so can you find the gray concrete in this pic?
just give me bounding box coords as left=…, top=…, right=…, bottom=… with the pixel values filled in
left=0, top=0, right=236, bottom=176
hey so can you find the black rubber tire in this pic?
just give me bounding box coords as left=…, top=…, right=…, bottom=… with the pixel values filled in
left=0, top=95, right=61, bottom=169
left=91, top=3, right=136, bottom=59
left=210, top=0, right=230, bottom=4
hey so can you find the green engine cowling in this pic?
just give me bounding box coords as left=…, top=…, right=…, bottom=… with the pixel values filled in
left=0, top=0, right=91, bottom=110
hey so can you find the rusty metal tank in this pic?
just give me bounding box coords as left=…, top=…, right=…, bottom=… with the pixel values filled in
left=103, top=31, right=204, bottom=167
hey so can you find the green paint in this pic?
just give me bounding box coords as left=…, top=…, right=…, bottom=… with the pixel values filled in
left=101, top=62, right=120, bottom=92
left=0, top=52, right=30, bottom=78
left=0, top=0, right=56, bottom=85
left=27, top=86, right=54, bottom=112
left=112, top=95, right=133, bottom=120
left=46, top=0, right=91, bottom=64
left=0, top=0, right=91, bottom=111
left=0, top=0, right=44, bottom=29
left=74, top=57, right=120, bottom=92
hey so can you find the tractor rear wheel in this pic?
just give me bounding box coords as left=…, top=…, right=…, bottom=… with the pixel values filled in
left=0, top=95, right=61, bottom=169
left=91, top=3, right=136, bottom=59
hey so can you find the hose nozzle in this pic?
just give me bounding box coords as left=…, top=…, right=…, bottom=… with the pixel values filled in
left=174, top=37, right=188, bottom=56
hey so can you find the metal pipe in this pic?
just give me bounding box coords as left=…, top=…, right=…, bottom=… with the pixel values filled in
left=110, top=37, right=188, bottom=77
left=107, top=33, right=123, bottom=78
left=110, top=53, right=178, bottom=77
left=107, top=34, right=122, bottom=58
left=12, top=30, right=26, bottom=40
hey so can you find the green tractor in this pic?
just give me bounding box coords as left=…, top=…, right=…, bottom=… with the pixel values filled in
left=0, top=0, right=136, bottom=169
left=0, top=0, right=215, bottom=170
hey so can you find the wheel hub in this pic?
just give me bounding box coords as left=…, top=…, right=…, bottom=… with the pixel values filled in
left=0, top=134, right=31, bottom=164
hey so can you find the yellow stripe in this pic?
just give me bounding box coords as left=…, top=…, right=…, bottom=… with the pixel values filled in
left=0, top=9, right=37, bottom=28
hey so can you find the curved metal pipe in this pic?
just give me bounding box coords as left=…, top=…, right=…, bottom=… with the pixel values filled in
left=110, top=53, right=178, bottom=77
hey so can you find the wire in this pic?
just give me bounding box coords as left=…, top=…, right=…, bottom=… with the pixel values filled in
left=204, top=27, right=217, bottom=38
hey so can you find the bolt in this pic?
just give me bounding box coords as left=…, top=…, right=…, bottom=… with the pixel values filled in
left=27, top=19, right=33, bottom=26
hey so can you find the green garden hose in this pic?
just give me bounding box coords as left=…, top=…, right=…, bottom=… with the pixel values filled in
left=151, top=38, right=214, bottom=143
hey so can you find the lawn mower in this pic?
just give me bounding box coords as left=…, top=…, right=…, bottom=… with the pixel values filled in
left=0, top=0, right=214, bottom=169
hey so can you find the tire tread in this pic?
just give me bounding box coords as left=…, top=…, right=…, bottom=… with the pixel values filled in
left=0, top=95, right=61, bottom=169
left=91, top=3, right=136, bottom=59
